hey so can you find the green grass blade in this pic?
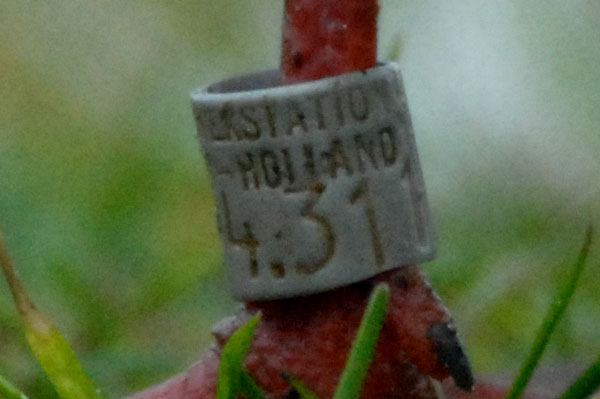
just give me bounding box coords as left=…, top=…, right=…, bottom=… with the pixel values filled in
left=507, top=226, right=594, bottom=399
left=333, top=283, right=390, bottom=399
left=23, top=324, right=103, bottom=399
left=560, top=355, right=600, bottom=399
left=0, top=374, right=28, bottom=399
left=217, top=314, right=264, bottom=399
left=0, top=230, right=102, bottom=399
left=281, top=374, right=320, bottom=399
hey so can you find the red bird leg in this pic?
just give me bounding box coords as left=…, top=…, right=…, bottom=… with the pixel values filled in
left=131, top=267, right=473, bottom=399
left=280, top=0, right=473, bottom=393
left=131, top=1, right=473, bottom=398
left=282, top=0, right=378, bottom=82
left=243, top=267, right=473, bottom=398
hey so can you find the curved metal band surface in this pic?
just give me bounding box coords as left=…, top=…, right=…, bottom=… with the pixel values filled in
left=191, top=62, right=437, bottom=301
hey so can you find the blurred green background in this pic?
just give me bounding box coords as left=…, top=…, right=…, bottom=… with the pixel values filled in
left=1, top=1, right=599, bottom=397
